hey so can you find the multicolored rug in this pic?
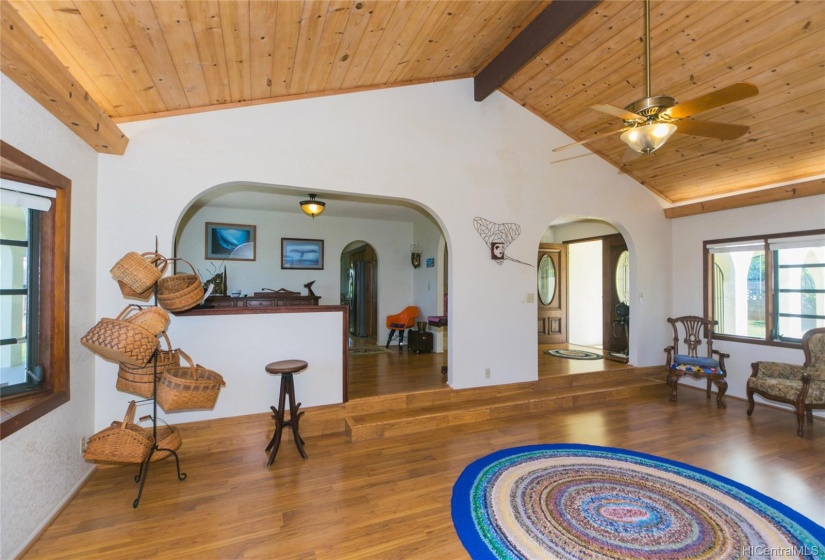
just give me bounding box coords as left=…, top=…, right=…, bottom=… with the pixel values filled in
left=544, top=349, right=603, bottom=360
left=451, top=444, right=824, bottom=559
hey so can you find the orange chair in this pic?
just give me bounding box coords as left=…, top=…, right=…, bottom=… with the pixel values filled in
left=385, top=306, right=419, bottom=350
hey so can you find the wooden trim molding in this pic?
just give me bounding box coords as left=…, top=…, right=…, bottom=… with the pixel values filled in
left=0, top=140, right=71, bottom=440
left=664, top=178, right=825, bottom=218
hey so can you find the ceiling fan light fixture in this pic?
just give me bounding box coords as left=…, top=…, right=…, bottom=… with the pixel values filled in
left=620, top=122, right=677, bottom=154
left=300, top=194, right=326, bottom=218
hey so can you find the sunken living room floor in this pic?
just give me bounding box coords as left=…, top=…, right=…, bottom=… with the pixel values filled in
left=22, top=389, right=824, bottom=559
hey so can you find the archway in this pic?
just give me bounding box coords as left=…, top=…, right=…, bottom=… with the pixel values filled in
left=539, top=218, right=632, bottom=362
left=341, top=241, right=378, bottom=341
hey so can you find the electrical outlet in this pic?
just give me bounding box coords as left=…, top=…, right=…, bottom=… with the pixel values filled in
left=80, top=436, right=86, bottom=455
left=485, top=368, right=491, bottom=379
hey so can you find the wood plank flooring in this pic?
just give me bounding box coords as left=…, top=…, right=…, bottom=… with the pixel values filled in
left=22, top=350, right=825, bottom=559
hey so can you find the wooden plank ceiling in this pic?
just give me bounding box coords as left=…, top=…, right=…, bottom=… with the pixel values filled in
left=2, top=0, right=824, bottom=212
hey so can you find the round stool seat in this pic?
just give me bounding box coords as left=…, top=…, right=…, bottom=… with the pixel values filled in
left=265, top=360, right=308, bottom=375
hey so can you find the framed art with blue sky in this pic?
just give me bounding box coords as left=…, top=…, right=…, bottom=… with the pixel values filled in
left=205, top=222, right=256, bottom=261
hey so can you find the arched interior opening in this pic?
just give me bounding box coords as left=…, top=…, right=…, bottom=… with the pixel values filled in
left=173, top=182, right=450, bottom=399
left=538, top=217, right=633, bottom=368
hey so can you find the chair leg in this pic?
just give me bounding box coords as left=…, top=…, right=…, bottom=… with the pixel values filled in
left=398, top=328, right=405, bottom=351
left=706, top=377, right=712, bottom=400
left=796, top=405, right=805, bottom=437
left=385, top=330, right=395, bottom=349
left=746, top=387, right=756, bottom=416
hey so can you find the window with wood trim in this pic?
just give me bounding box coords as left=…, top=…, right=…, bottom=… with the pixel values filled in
left=0, top=141, right=70, bottom=439
left=705, top=230, right=825, bottom=346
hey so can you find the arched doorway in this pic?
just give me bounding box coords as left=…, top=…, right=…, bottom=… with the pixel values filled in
left=341, top=241, right=377, bottom=342
left=539, top=219, right=631, bottom=362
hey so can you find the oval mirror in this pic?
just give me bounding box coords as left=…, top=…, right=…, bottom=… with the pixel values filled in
left=615, top=250, right=630, bottom=304
left=538, top=254, right=556, bottom=305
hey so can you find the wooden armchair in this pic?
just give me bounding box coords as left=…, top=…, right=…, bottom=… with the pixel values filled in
left=747, top=327, right=825, bottom=436
left=665, top=316, right=730, bottom=408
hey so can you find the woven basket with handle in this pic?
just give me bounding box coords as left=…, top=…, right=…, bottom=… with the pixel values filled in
left=157, top=350, right=225, bottom=412
left=111, top=252, right=166, bottom=295
left=157, top=259, right=204, bottom=313
left=123, top=304, right=169, bottom=336
left=118, top=255, right=168, bottom=300
left=139, top=415, right=182, bottom=462
left=80, top=306, right=160, bottom=366
left=83, top=401, right=154, bottom=464
left=116, top=332, right=181, bottom=398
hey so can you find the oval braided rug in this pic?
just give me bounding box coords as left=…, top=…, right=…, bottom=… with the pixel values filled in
left=451, top=444, right=824, bottom=559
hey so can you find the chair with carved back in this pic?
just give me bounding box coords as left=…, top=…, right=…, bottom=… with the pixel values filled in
left=665, top=316, right=730, bottom=408
left=747, top=327, right=825, bottom=437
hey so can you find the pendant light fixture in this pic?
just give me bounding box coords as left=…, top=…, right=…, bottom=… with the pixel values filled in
left=299, top=194, right=325, bottom=219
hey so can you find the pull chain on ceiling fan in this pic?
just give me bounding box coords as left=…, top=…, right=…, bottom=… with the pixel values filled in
left=554, top=0, right=759, bottom=155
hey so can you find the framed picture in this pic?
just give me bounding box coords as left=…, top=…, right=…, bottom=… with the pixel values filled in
left=205, top=222, right=256, bottom=261
left=281, top=238, right=324, bottom=270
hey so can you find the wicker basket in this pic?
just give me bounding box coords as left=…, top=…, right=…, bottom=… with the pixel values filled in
left=157, top=350, right=225, bottom=412
left=111, top=252, right=166, bottom=294
left=116, top=333, right=181, bottom=398
left=138, top=416, right=182, bottom=462
left=123, top=304, right=170, bottom=336
left=80, top=306, right=160, bottom=366
left=157, top=259, right=204, bottom=313
left=83, top=401, right=154, bottom=464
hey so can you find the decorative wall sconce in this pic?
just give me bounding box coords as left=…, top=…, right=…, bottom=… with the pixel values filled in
left=299, top=194, right=325, bottom=219
left=410, top=243, right=421, bottom=268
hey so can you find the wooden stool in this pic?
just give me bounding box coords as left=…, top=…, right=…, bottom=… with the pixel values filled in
left=264, top=359, right=308, bottom=466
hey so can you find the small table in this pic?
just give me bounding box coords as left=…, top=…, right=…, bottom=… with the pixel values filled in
left=408, top=331, right=433, bottom=354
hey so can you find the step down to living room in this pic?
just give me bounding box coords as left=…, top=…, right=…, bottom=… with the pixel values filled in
left=345, top=367, right=668, bottom=442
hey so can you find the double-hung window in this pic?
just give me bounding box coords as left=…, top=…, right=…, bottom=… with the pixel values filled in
left=705, top=230, right=825, bottom=345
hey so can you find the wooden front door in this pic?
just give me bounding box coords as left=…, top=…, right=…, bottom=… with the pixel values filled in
left=603, top=234, right=629, bottom=358
left=537, top=243, right=566, bottom=343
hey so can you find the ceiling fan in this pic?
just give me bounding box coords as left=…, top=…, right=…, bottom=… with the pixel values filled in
left=554, top=0, right=759, bottom=156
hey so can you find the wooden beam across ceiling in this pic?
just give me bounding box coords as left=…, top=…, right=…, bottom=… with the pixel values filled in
left=474, top=0, right=600, bottom=102
left=0, top=1, right=128, bottom=155
left=664, top=178, right=825, bottom=219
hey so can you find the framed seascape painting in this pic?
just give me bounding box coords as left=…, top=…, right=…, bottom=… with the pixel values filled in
left=205, top=223, right=256, bottom=261
left=281, top=238, right=324, bottom=270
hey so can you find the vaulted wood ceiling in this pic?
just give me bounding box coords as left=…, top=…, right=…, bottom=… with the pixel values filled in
left=2, top=0, right=824, bottom=215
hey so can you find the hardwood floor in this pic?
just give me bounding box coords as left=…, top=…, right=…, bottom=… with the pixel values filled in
left=22, top=355, right=824, bottom=559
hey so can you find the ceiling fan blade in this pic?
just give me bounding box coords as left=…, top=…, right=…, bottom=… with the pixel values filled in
left=591, top=104, right=642, bottom=121
left=665, top=82, right=759, bottom=119
left=552, top=127, right=630, bottom=152
left=675, top=119, right=750, bottom=140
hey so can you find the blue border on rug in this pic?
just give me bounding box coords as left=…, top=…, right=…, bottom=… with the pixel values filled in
left=451, top=443, right=825, bottom=560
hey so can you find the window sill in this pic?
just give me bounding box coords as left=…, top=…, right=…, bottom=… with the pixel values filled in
left=0, top=389, right=69, bottom=440
left=712, top=334, right=801, bottom=350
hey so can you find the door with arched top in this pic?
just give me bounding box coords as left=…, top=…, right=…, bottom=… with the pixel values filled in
left=537, top=243, right=566, bottom=343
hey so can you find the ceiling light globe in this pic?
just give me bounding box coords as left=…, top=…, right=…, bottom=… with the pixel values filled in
left=620, top=122, right=677, bottom=154
left=300, top=194, right=326, bottom=218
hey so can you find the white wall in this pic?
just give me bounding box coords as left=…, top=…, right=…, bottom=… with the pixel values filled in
left=0, top=76, right=99, bottom=559
left=671, top=195, right=825, bottom=418
left=97, top=79, right=672, bottom=399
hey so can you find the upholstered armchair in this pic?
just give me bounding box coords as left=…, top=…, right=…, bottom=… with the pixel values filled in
left=747, top=327, right=825, bottom=436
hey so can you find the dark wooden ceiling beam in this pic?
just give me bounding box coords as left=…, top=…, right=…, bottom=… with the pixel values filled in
left=474, top=0, right=600, bottom=102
